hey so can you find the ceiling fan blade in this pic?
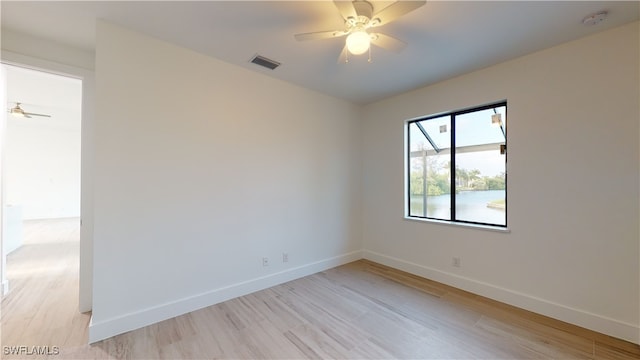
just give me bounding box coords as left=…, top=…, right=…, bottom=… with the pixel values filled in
left=24, top=112, right=51, bottom=118
left=333, top=0, right=357, bottom=20
left=372, top=0, right=426, bottom=27
left=370, top=33, right=407, bottom=53
left=294, top=29, right=347, bottom=41
left=337, top=45, right=349, bottom=64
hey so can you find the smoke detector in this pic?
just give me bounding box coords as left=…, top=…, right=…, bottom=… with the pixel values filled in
left=582, top=11, right=608, bottom=26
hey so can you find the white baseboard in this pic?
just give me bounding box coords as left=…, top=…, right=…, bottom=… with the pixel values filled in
left=88, top=249, right=639, bottom=345
left=363, top=250, right=640, bottom=345
left=88, top=250, right=363, bottom=343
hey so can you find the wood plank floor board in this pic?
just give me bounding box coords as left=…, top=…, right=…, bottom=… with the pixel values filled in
left=285, top=322, right=351, bottom=359
left=347, top=338, right=398, bottom=359
left=3, top=219, right=640, bottom=359
left=500, top=314, right=594, bottom=355
left=595, top=341, right=640, bottom=360
left=352, top=308, right=438, bottom=359
left=245, top=318, right=310, bottom=359
left=189, top=304, right=247, bottom=357
left=432, top=322, right=535, bottom=360
left=277, top=293, right=369, bottom=353
left=283, top=328, right=325, bottom=359
left=240, top=290, right=306, bottom=334
left=474, top=315, right=593, bottom=359
left=285, top=276, right=369, bottom=323
left=270, top=281, right=374, bottom=352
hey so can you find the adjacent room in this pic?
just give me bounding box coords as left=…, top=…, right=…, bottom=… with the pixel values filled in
left=1, top=64, right=83, bottom=356
left=1, top=1, right=638, bottom=358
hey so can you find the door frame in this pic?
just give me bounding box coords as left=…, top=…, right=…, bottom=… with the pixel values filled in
left=1, top=51, right=94, bottom=312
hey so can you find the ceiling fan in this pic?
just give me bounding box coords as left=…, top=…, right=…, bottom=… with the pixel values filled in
left=294, top=0, right=426, bottom=63
left=7, top=102, right=51, bottom=118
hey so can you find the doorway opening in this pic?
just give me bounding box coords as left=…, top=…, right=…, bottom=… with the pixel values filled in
left=1, top=63, right=85, bottom=344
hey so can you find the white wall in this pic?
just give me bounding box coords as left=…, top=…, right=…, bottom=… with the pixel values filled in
left=90, top=21, right=362, bottom=342
left=362, top=22, right=639, bottom=344
left=1, top=29, right=95, bottom=72
left=1, top=64, right=7, bottom=296
left=5, top=112, right=81, bottom=220
left=2, top=205, right=22, bottom=255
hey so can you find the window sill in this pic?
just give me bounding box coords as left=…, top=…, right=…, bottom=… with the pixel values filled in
left=403, top=216, right=511, bottom=233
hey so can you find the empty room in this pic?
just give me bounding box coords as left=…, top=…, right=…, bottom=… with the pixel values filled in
left=1, top=1, right=639, bottom=359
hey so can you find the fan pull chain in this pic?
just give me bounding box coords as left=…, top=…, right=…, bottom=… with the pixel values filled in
left=368, top=46, right=372, bottom=63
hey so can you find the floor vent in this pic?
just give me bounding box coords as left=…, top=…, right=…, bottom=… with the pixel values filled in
left=250, top=55, right=281, bottom=70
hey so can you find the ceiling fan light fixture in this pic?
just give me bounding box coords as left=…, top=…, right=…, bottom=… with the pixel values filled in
left=346, top=30, right=370, bottom=55
left=9, top=104, right=26, bottom=117
left=7, top=102, right=51, bottom=118
left=294, top=0, right=426, bottom=62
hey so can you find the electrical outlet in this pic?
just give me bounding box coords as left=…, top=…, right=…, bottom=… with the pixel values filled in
left=262, top=257, right=269, bottom=267
left=452, top=257, right=461, bottom=268
left=282, top=253, right=289, bottom=263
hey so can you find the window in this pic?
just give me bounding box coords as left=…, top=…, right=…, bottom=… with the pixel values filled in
left=407, top=102, right=507, bottom=227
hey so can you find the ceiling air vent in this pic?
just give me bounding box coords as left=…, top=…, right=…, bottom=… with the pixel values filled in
left=250, top=55, right=281, bottom=70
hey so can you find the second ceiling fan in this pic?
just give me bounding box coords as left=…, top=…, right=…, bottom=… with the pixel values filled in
left=294, top=0, right=426, bottom=62
left=8, top=102, right=51, bottom=118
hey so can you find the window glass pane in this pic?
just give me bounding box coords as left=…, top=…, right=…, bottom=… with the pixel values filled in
left=408, top=116, right=451, bottom=220
left=454, top=107, right=506, bottom=225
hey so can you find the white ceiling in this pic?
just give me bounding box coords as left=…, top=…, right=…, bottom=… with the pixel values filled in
left=1, top=1, right=638, bottom=104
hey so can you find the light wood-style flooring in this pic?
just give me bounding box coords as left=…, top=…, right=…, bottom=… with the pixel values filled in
left=2, top=219, right=639, bottom=359
left=1, top=218, right=91, bottom=357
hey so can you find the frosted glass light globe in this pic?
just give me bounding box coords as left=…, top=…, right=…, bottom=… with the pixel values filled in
left=346, top=30, right=370, bottom=55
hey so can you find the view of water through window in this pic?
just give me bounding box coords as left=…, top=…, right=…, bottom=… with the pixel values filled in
left=407, top=102, right=507, bottom=226
left=410, top=190, right=505, bottom=226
